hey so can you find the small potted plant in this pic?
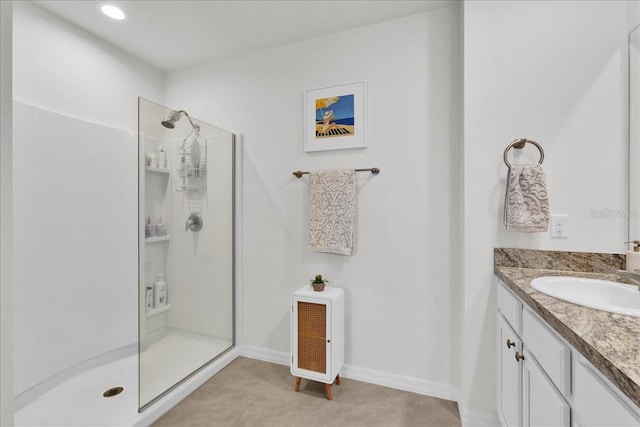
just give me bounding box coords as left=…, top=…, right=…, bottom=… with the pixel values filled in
left=310, top=274, right=328, bottom=292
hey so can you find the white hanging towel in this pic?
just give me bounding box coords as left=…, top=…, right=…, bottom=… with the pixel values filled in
left=504, top=164, right=549, bottom=232
left=309, top=169, right=357, bottom=255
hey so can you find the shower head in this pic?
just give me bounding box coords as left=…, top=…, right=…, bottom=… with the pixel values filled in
left=161, top=110, right=182, bottom=129
left=161, top=109, right=197, bottom=130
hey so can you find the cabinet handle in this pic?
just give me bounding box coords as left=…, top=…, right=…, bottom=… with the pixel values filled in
left=327, top=339, right=331, bottom=343
left=506, top=339, right=515, bottom=349
left=515, top=351, right=525, bottom=362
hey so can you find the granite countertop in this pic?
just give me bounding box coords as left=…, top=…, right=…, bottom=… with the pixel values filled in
left=494, top=249, right=640, bottom=408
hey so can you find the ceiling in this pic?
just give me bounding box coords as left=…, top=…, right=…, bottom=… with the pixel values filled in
left=34, top=0, right=455, bottom=72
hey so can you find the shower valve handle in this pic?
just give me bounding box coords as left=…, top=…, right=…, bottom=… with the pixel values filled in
left=185, top=213, right=203, bottom=232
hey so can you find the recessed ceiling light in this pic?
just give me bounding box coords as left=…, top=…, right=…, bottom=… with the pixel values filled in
left=99, top=3, right=128, bottom=21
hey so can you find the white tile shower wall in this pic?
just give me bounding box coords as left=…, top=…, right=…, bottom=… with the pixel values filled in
left=169, top=133, right=234, bottom=340
left=166, top=6, right=462, bottom=390
left=462, top=1, right=629, bottom=415
left=11, top=1, right=163, bottom=398
left=12, top=102, right=138, bottom=396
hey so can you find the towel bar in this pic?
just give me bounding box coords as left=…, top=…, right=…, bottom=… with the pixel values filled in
left=503, top=138, right=544, bottom=168
left=293, top=167, right=380, bottom=178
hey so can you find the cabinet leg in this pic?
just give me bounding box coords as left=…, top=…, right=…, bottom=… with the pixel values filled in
left=335, top=374, right=341, bottom=385
left=294, top=377, right=301, bottom=392
left=325, top=383, right=333, bottom=400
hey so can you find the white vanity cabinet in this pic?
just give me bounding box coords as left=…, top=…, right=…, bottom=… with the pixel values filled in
left=498, top=283, right=569, bottom=427
left=497, top=280, right=640, bottom=427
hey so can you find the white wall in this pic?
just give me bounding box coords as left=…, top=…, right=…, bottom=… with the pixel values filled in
left=166, top=5, right=462, bottom=392
left=11, top=1, right=164, bottom=400
left=630, top=0, right=640, bottom=31
left=1, top=1, right=13, bottom=424
left=12, top=1, right=164, bottom=131
left=462, top=0, right=630, bottom=416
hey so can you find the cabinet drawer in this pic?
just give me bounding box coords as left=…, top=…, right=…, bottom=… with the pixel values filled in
left=498, top=282, right=522, bottom=334
left=573, top=356, right=639, bottom=426
left=522, top=308, right=570, bottom=396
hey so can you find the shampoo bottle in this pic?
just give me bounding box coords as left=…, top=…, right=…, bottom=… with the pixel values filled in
left=154, top=274, right=167, bottom=307
left=158, top=146, right=167, bottom=169
left=155, top=217, right=166, bottom=237
left=626, top=240, right=640, bottom=272
left=190, top=139, right=201, bottom=176
left=145, top=286, right=154, bottom=312
left=145, top=217, right=153, bottom=238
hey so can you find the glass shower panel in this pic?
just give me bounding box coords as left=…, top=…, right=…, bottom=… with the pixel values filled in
left=630, top=25, right=640, bottom=241
left=138, top=98, right=234, bottom=410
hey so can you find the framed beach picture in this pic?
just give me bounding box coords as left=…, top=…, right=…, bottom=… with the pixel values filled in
left=304, top=81, right=366, bottom=152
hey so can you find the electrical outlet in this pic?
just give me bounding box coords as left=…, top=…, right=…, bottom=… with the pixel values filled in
left=550, top=214, right=568, bottom=238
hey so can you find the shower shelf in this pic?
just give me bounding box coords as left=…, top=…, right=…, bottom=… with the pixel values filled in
left=145, top=235, right=171, bottom=243
left=146, top=304, right=172, bottom=318
left=146, top=166, right=171, bottom=174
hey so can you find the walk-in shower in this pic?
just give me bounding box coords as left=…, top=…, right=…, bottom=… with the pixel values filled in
left=139, top=98, right=235, bottom=410
left=11, top=98, right=237, bottom=426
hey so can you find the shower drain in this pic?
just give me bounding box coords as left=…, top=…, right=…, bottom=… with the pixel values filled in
left=103, top=386, right=124, bottom=398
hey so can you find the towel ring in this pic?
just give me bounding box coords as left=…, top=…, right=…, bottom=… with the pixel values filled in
left=503, top=138, right=544, bottom=168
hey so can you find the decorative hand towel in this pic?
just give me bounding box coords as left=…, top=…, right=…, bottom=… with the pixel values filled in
left=309, top=169, right=357, bottom=255
left=504, top=164, right=549, bottom=232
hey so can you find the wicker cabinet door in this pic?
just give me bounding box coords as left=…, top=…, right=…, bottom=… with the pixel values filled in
left=297, top=301, right=327, bottom=374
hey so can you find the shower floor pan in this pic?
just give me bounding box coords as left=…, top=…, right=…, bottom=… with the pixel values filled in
left=140, top=329, right=233, bottom=406
left=15, top=330, right=233, bottom=427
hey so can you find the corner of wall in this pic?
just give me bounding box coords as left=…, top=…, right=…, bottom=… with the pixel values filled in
left=629, top=0, right=640, bottom=30
left=0, top=1, right=14, bottom=425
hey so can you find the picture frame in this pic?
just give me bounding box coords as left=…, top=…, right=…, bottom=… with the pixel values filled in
left=304, top=81, right=366, bottom=152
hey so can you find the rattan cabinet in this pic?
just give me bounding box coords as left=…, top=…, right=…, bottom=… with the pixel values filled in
left=291, top=286, right=344, bottom=400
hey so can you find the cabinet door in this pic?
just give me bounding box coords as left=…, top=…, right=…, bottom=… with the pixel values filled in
left=292, top=298, right=331, bottom=382
left=522, top=349, right=570, bottom=427
left=572, top=356, right=639, bottom=426
left=498, top=314, right=522, bottom=427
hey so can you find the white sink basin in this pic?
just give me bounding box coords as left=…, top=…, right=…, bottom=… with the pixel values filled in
left=530, top=276, right=640, bottom=317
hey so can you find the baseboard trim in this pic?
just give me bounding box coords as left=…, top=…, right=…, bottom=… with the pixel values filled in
left=458, top=407, right=501, bottom=427
left=240, top=345, right=459, bottom=402
left=240, top=344, right=290, bottom=366
left=342, top=363, right=459, bottom=402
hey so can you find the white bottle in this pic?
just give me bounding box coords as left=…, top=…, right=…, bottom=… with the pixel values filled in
left=155, top=217, right=166, bottom=236
left=145, top=286, right=154, bottom=312
left=198, top=158, right=206, bottom=177
left=158, top=146, right=167, bottom=169
left=626, top=240, right=640, bottom=272
left=154, top=274, right=167, bottom=307
left=190, top=139, right=201, bottom=176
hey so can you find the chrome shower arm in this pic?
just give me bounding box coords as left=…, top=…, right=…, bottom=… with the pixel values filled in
left=177, top=110, right=197, bottom=130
